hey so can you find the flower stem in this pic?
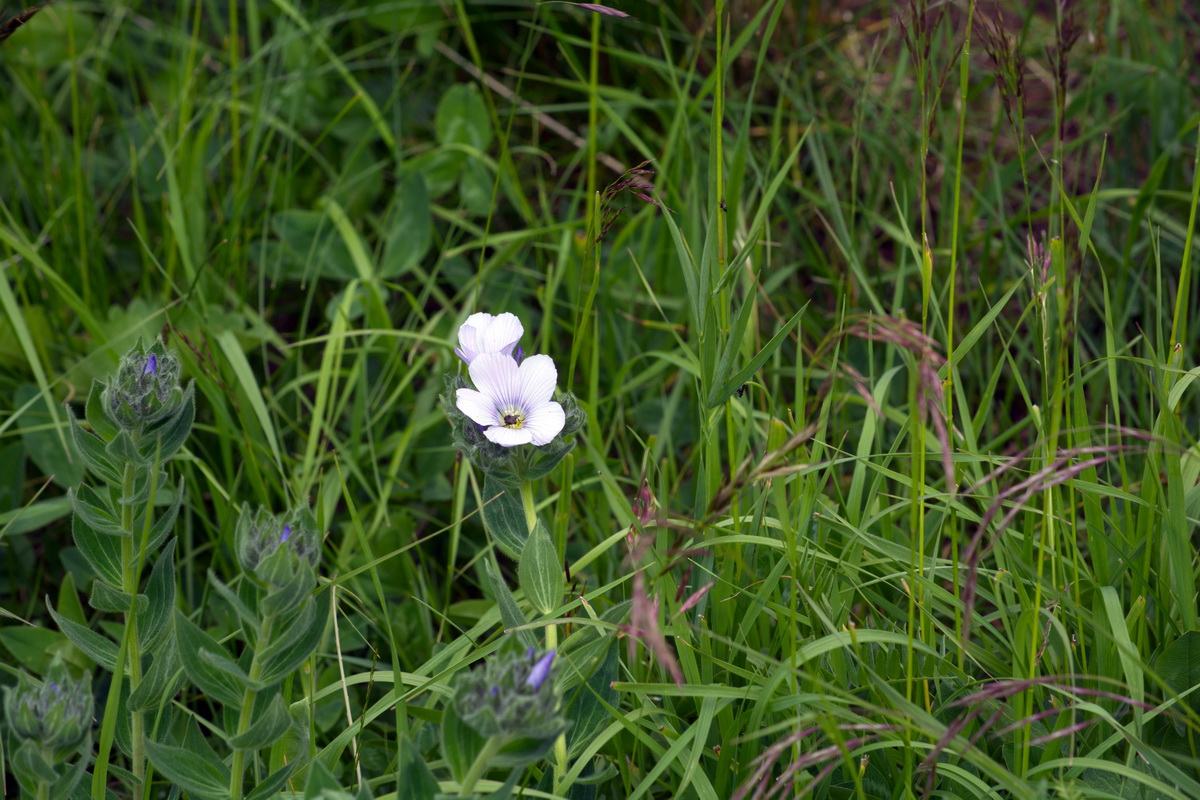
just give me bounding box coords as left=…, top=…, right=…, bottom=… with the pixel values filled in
left=519, top=482, right=537, bottom=534
left=119, top=461, right=145, bottom=788
left=229, top=614, right=274, bottom=800
left=458, top=735, right=504, bottom=797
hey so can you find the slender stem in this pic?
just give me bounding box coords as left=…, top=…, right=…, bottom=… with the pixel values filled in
left=230, top=614, right=275, bottom=800
left=119, top=461, right=145, bottom=788
left=36, top=779, right=50, bottom=800
left=519, top=482, right=537, bottom=534
left=458, top=735, right=504, bottom=797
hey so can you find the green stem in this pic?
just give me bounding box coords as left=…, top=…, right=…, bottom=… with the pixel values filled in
left=519, top=482, right=537, bottom=534
left=119, top=461, right=145, bottom=788
left=229, top=614, right=275, bottom=800
left=458, top=735, right=504, bottom=797
left=36, top=780, right=50, bottom=800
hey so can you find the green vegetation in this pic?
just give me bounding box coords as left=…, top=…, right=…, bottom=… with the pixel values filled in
left=3, top=0, right=1200, bottom=797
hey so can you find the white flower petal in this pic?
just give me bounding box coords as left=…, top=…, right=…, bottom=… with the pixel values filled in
left=516, top=354, right=559, bottom=408
left=485, top=426, right=533, bottom=446
left=480, top=312, right=523, bottom=356
left=524, top=401, right=565, bottom=445
left=468, top=352, right=520, bottom=407
left=455, top=389, right=500, bottom=427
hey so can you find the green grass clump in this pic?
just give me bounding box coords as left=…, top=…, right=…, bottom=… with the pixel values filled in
left=3, top=0, right=1200, bottom=797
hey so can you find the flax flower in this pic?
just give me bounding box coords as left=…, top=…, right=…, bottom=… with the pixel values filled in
left=456, top=353, right=565, bottom=446
left=455, top=312, right=524, bottom=365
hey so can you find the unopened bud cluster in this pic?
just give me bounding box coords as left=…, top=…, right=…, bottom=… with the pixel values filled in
left=102, top=338, right=184, bottom=431
left=3, top=662, right=93, bottom=754
left=454, top=647, right=568, bottom=741
left=236, top=504, right=320, bottom=588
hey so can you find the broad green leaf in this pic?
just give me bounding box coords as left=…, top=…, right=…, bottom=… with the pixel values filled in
left=436, top=84, right=492, bottom=152
left=71, top=505, right=124, bottom=587
left=229, top=691, right=292, bottom=750
left=138, top=539, right=177, bottom=647
left=304, top=760, right=342, bottom=797
left=47, top=601, right=119, bottom=672
left=480, top=474, right=527, bottom=558
left=0, top=626, right=65, bottom=673
left=565, top=639, right=619, bottom=759
left=440, top=698, right=486, bottom=783
left=88, top=579, right=145, bottom=615
left=245, top=762, right=300, bottom=800
left=519, top=523, right=563, bottom=616
left=397, top=734, right=440, bottom=800
left=145, top=737, right=230, bottom=799
left=128, top=637, right=184, bottom=713
left=258, top=588, right=329, bottom=685
left=16, top=384, right=84, bottom=488
left=174, top=609, right=247, bottom=708
left=208, top=571, right=261, bottom=637
left=1157, top=630, right=1200, bottom=733
left=380, top=173, right=433, bottom=279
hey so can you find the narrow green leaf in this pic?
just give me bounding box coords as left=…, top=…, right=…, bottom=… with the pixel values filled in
left=484, top=558, right=536, bottom=650
left=138, top=539, right=177, bottom=648
left=71, top=510, right=124, bottom=587
left=258, top=588, right=329, bottom=685
left=565, top=638, right=618, bottom=759
left=215, top=330, right=282, bottom=472
left=88, top=579, right=145, bottom=615
left=67, top=407, right=121, bottom=485
left=245, top=762, right=300, bottom=800
left=128, top=637, right=183, bottom=713
left=706, top=302, right=807, bottom=408
left=207, top=571, right=261, bottom=637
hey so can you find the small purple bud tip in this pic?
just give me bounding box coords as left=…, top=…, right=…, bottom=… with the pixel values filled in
left=512, top=344, right=524, bottom=364
left=526, top=646, right=536, bottom=659
left=490, top=686, right=499, bottom=697
left=526, top=650, right=555, bottom=690
left=281, top=524, right=291, bottom=543
left=144, top=354, right=157, bottom=375
left=48, top=683, right=58, bottom=692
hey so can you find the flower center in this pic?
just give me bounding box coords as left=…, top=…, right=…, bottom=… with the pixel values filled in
left=500, top=405, right=526, bottom=429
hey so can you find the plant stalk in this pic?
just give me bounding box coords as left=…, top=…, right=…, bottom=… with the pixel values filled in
left=458, top=735, right=504, bottom=797
left=230, top=613, right=275, bottom=799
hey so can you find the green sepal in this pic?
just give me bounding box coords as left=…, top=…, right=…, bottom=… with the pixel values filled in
left=47, top=600, right=119, bottom=672
left=88, top=579, right=146, bottom=615
left=208, top=570, right=261, bottom=637
left=244, top=761, right=300, bottom=800
left=145, top=733, right=231, bottom=800
left=480, top=474, right=526, bottom=558
left=397, top=734, right=440, bottom=800
left=72, top=510, right=123, bottom=587
left=229, top=691, right=291, bottom=750
left=137, top=539, right=177, bottom=648
left=174, top=609, right=247, bottom=708
left=484, top=558, right=536, bottom=651
left=11, top=740, right=61, bottom=790
left=257, top=588, right=329, bottom=686
left=84, top=379, right=119, bottom=442
left=128, top=637, right=184, bottom=713
left=518, top=523, right=562, bottom=616
left=440, top=699, right=486, bottom=783
left=260, top=559, right=315, bottom=618
left=139, top=381, right=195, bottom=464
left=524, top=438, right=576, bottom=480
left=67, top=405, right=121, bottom=484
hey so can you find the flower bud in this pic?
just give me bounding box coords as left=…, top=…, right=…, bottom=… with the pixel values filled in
left=453, top=646, right=568, bottom=741
left=2, top=660, right=93, bottom=755
left=102, top=337, right=183, bottom=430
left=235, top=504, right=320, bottom=587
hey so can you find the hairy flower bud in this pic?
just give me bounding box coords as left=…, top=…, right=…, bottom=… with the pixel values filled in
left=102, top=337, right=184, bottom=431
left=235, top=504, right=320, bottom=587
left=453, top=646, right=568, bottom=741
left=3, top=661, right=93, bottom=754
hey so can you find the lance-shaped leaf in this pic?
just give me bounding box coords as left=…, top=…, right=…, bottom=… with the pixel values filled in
left=485, top=558, right=536, bottom=651
left=69, top=484, right=121, bottom=535
left=47, top=600, right=119, bottom=672
left=480, top=474, right=527, bottom=558
left=257, top=588, right=329, bottom=686
left=88, top=579, right=146, bottom=615
left=397, top=734, right=440, bottom=800
left=519, top=523, right=563, bottom=616
left=129, top=637, right=184, bottom=713
left=143, top=476, right=184, bottom=554
left=208, top=570, right=261, bottom=637
left=67, top=406, right=121, bottom=484
left=245, top=761, right=300, bottom=800
left=145, top=737, right=230, bottom=800
left=139, top=381, right=195, bottom=463
left=138, top=539, right=177, bottom=648
left=84, top=379, right=119, bottom=442
left=72, top=511, right=123, bottom=587
left=229, top=691, right=292, bottom=750
left=174, top=609, right=248, bottom=708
